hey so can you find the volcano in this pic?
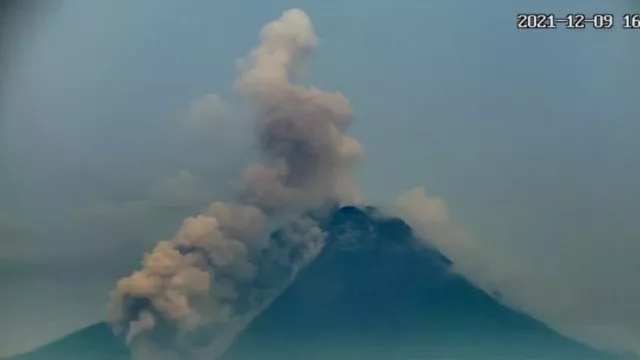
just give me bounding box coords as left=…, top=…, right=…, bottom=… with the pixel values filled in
left=221, top=206, right=630, bottom=360
left=5, top=206, right=633, bottom=360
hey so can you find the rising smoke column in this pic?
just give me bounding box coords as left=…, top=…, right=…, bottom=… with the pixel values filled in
left=107, top=9, right=362, bottom=360
left=236, top=8, right=363, bottom=211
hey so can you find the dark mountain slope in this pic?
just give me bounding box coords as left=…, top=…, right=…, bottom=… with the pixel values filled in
left=5, top=322, right=128, bottom=360
left=221, top=206, right=629, bottom=360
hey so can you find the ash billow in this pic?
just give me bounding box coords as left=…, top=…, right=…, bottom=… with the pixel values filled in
left=107, top=9, right=363, bottom=360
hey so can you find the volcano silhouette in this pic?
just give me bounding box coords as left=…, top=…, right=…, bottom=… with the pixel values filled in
left=6, top=206, right=633, bottom=360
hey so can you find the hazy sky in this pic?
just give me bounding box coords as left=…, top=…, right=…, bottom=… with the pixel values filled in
left=1, top=0, right=639, bottom=357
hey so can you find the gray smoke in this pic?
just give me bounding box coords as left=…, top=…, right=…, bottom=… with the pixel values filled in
left=107, top=9, right=362, bottom=360
left=392, top=188, right=520, bottom=291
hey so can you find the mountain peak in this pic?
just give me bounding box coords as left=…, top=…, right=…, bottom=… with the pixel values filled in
left=322, top=205, right=451, bottom=267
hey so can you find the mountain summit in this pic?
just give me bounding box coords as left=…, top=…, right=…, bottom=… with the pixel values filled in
left=6, top=206, right=632, bottom=360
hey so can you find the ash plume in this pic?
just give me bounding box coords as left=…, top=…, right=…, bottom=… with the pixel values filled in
left=107, top=9, right=362, bottom=360
left=236, top=8, right=363, bottom=212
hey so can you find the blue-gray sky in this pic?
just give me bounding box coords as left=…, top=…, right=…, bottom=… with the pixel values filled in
left=1, top=0, right=639, bottom=357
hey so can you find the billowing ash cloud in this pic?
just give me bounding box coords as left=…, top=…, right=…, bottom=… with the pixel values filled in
left=108, top=203, right=268, bottom=350
left=107, top=9, right=361, bottom=360
left=236, top=8, right=363, bottom=212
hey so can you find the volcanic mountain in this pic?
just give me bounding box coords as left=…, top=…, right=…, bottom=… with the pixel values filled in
left=5, top=206, right=633, bottom=360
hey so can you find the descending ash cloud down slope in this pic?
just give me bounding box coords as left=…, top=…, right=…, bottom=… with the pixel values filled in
left=5, top=8, right=635, bottom=360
